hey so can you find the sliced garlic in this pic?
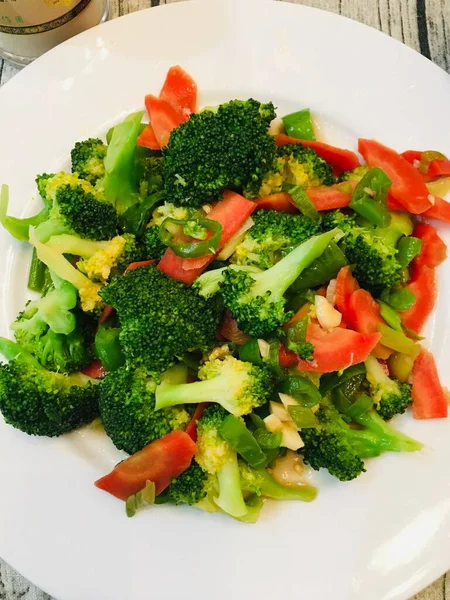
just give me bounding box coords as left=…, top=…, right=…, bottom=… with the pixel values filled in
left=278, top=392, right=298, bottom=409
left=268, top=117, right=284, bottom=136
left=326, top=278, right=337, bottom=306
left=217, top=216, right=254, bottom=260
left=257, top=338, right=271, bottom=360
left=315, top=295, right=342, bottom=329
left=281, top=422, right=304, bottom=451
left=264, top=413, right=284, bottom=433
left=270, top=401, right=291, bottom=422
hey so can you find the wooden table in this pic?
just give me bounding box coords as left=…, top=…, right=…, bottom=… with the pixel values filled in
left=0, top=0, right=449, bottom=598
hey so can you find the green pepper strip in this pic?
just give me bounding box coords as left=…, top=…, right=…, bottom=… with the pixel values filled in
left=345, top=394, right=373, bottom=420
left=283, top=184, right=321, bottom=224
left=288, top=405, right=319, bottom=428
left=380, top=287, right=416, bottom=311
left=397, top=236, right=422, bottom=267
left=95, top=325, right=126, bottom=372
left=278, top=374, right=321, bottom=407
left=290, top=241, right=347, bottom=292
left=27, top=248, right=48, bottom=293
left=120, top=191, right=165, bottom=237
left=378, top=301, right=403, bottom=331
left=219, top=415, right=267, bottom=468
left=159, top=217, right=223, bottom=259
left=378, top=323, right=419, bottom=356
left=282, top=109, right=316, bottom=141
left=349, top=167, right=392, bottom=227
left=239, top=338, right=264, bottom=365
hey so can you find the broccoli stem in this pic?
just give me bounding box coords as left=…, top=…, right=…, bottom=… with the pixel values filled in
left=0, top=337, right=41, bottom=366
left=0, top=185, right=49, bottom=242
left=46, top=234, right=109, bottom=258
left=213, top=453, right=248, bottom=518
left=155, top=376, right=237, bottom=412
left=352, top=410, right=422, bottom=455
left=255, top=468, right=317, bottom=502
left=251, top=229, right=340, bottom=301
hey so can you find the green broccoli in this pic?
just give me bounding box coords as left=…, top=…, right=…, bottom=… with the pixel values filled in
left=100, top=264, right=223, bottom=373
left=99, top=364, right=191, bottom=455
left=163, top=99, right=276, bottom=207
left=239, top=461, right=317, bottom=502
left=320, top=208, right=357, bottom=233
left=136, top=155, right=164, bottom=198
left=339, top=165, right=370, bottom=182
left=162, top=462, right=212, bottom=506
left=71, top=138, right=107, bottom=185
left=258, top=143, right=335, bottom=197
left=230, top=209, right=321, bottom=269
left=29, top=228, right=104, bottom=313
left=32, top=172, right=118, bottom=242
left=0, top=338, right=99, bottom=437
left=219, top=229, right=339, bottom=337
left=45, top=232, right=143, bottom=283
left=154, top=355, right=273, bottom=417
left=300, top=395, right=422, bottom=481
left=365, top=355, right=413, bottom=421
left=142, top=226, right=167, bottom=260
left=10, top=273, right=92, bottom=373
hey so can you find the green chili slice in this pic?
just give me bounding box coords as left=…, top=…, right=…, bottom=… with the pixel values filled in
left=349, top=167, right=392, bottom=227
left=159, top=217, right=223, bottom=258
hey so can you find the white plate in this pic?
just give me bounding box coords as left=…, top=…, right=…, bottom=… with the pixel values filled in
left=0, top=1, right=450, bottom=599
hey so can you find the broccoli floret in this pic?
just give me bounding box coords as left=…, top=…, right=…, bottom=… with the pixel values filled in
left=342, top=226, right=403, bottom=295
left=339, top=165, right=370, bottom=182
left=300, top=395, right=422, bottom=481
left=10, top=273, right=92, bottom=373
left=0, top=338, right=99, bottom=437
left=239, top=462, right=317, bottom=502
left=46, top=233, right=143, bottom=283
left=100, top=264, right=223, bottom=373
left=163, top=99, right=276, bottom=206
left=294, top=342, right=315, bottom=360
left=163, top=462, right=211, bottom=505
left=220, top=229, right=339, bottom=337
left=99, top=364, right=190, bottom=455
left=30, top=228, right=103, bottom=313
left=365, top=355, right=413, bottom=421
left=142, top=226, right=167, bottom=260
left=155, top=355, right=273, bottom=417
left=149, top=201, right=197, bottom=227
left=230, top=209, right=321, bottom=269
left=137, top=156, right=164, bottom=198
left=71, top=138, right=107, bottom=185
left=194, top=404, right=248, bottom=517
left=33, top=172, right=118, bottom=242
left=321, top=209, right=357, bottom=233
left=258, top=144, right=334, bottom=197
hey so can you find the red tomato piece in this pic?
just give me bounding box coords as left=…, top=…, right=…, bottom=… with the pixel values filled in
left=358, top=139, right=432, bottom=214
left=275, top=134, right=360, bottom=174
left=278, top=343, right=299, bottom=368
left=158, top=191, right=256, bottom=284
left=81, top=359, right=107, bottom=379
left=412, top=223, right=447, bottom=270
left=335, top=266, right=359, bottom=323
left=254, top=192, right=298, bottom=214
left=422, top=196, right=450, bottom=224
left=95, top=431, right=197, bottom=500
left=145, top=94, right=185, bottom=148
left=296, top=322, right=381, bottom=373
left=159, top=65, right=197, bottom=118
left=136, top=124, right=160, bottom=150
left=185, top=403, right=210, bottom=443
left=306, top=181, right=356, bottom=211
left=412, top=348, right=448, bottom=419
left=400, top=265, right=436, bottom=334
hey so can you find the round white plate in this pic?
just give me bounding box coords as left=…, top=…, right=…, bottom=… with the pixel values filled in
left=0, top=1, right=450, bottom=599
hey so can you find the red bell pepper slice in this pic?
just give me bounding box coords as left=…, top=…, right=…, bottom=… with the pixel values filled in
left=358, top=139, right=432, bottom=214
left=412, top=223, right=447, bottom=270
left=158, top=190, right=256, bottom=284
left=387, top=193, right=405, bottom=211
left=335, top=266, right=359, bottom=323
left=401, top=150, right=450, bottom=182
left=144, top=94, right=186, bottom=148
left=137, top=124, right=160, bottom=150
left=279, top=343, right=299, bottom=368
left=185, top=403, right=210, bottom=442
left=400, top=265, right=436, bottom=334
left=159, top=65, right=197, bottom=118
left=275, top=134, right=360, bottom=174
left=81, top=359, right=107, bottom=379
left=306, top=181, right=356, bottom=211
left=255, top=192, right=298, bottom=214
left=296, top=322, right=381, bottom=373
left=411, top=348, right=448, bottom=419
left=346, top=289, right=385, bottom=334
left=219, top=310, right=250, bottom=345
left=95, top=430, right=197, bottom=500
left=422, top=196, right=450, bottom=223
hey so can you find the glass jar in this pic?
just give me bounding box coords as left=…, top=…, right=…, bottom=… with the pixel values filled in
left=0, top=0, right=109, bottom=67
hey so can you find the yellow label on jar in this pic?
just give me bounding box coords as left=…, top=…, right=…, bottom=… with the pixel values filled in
left=0, top=0, right=92, bottom=34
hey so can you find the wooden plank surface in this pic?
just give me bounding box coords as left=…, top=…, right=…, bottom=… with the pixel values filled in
left=0, top=0, right=449, bottom=598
